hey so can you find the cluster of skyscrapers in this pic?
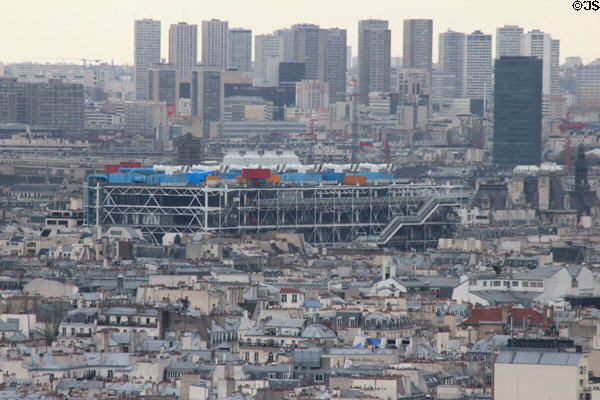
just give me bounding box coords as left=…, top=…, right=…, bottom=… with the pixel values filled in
left=0, top=17, right=570, bottom=169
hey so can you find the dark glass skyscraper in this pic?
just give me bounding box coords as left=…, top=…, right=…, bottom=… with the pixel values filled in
left=493, top=56, right=542, bottom=167
left=191, top=68, right=223, bottom=137
left=278, top=63, right=305, bottom=87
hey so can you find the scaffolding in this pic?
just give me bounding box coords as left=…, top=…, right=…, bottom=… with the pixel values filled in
left=85, top=180, right=463, bottom=249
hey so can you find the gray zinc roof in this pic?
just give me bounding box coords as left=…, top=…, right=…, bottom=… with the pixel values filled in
left=496, top=350, right=582, bottom=366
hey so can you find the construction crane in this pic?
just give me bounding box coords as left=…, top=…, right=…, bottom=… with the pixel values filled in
left=382, top=141, right=391, bottom=164
left=81, top=58, right=101, bottom=83
left=344, top=81, right=395, bottom=164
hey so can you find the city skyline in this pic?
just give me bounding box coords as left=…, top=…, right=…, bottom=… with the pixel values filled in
left=1, top=0, right=597, bottom=65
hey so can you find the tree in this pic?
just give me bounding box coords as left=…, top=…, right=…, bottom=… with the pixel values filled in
left=39, top=301, right=69, bottom=345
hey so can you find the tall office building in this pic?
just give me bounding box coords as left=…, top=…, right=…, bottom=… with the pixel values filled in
left=403, top=19, right=433, bottom=71
left=275, top=28, right=295, bottom=62
left=201, top=19, right=229, bottom=69
left=464, top=30, right=492, bottom=103
left=576, top=64, right=600, bottom=107
left=168, top=22, right=198, bottom=81
left=0, top=77, right=31, bottom=123
left=438, top=30, right=466, bottom=98
left=134, top=19, right=161, bottom=101
left=495, top=25, right=523, bottom=58
left=0, top=77, right=84, bottom=134
left=291, top=24, right=321, bottom=80
left=493, top=56, right=542, bottom=167
left=347, top=46, right=352, bottom=71
left=191, top=68, right=223, bottom=120
left=292, top=25, right=347, bottom=102
left=522, top=29, right=560, bottom=96
left=148, top=64, right=178, bottom=110
left=323, top=28, right=347, bottom=103
left=257, top=25, right=345, bottom=103
left=191, top=68, right=224, bottom=137
left=34, top=80, right=85, bottom=135
left=358, top=19, right=391, bottom=104
left=254, top=34, right=281, bottom=86
left=228, top=28, right=252, bottom=72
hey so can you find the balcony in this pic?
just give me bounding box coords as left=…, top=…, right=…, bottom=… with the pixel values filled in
left=98, top=320, right=158, bottom=328
left=239, top=341, right=297, bottom=349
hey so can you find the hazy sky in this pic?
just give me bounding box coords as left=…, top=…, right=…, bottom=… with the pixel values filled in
left=1, top=0, right=596, bottom=65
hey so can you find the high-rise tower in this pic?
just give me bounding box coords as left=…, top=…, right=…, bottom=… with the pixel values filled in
left=202, top=19, right=229, bottom=69
left=169, top=22, right=198, bottom=81
left=358, top=19, right=391, bottom=104
left=134, top=19, right=161, bottom=100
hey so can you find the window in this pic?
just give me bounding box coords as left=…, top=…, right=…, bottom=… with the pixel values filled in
left=522, top=281, right=529, bottom=287
left=254, top=352, right=259, bottom=362
left=493, top=281, right=501, bottom=287
left=572, top=278, right=579, bottom=288
left=315, top=373, right=324, bottom=382
left=469, top=278, right=477, bottom=285
left=512, top=281, right=519, bottom=287
left=337, top=317, right=343, bottom=326
left=245, top=352, right=249, bottom=361
left=62, top=327, right=66, bottom=335
left=483, top=281, right=487, bottom=287
left=580, top=366, right=586, bottom=375
left=108, top=370, right=113, bottom=379
left=281, top=294, right=287, bottom=302
left=71, top=328, right=75, bottom=336
left=292, top=294, right=298, bottom=303
left=268, top=352, right=274, bottom=362
left=349, top=317, right=356, bottom=326
left=503, top=281, right=509, bottom=287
